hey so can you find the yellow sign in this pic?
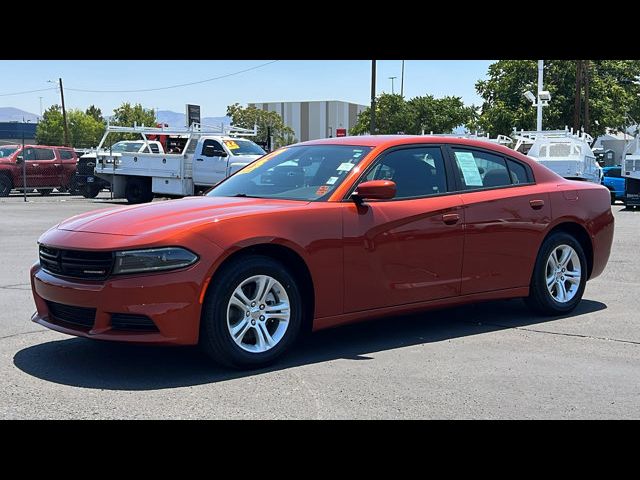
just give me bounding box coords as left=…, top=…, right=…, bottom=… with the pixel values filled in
left=224, top=140, right=240, bottom=150
left=236, top=148, right=288, bottom=175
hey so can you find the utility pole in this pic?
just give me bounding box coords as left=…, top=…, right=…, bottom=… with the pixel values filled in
left=584, top=60, right=590, bottom=133
left=389, top=76, right=397, bottom=95
left=58, top=78, right=70, bottom=147
left=22, top=119, right=27, bottom=203
left=573, top=60, right=583, bottom=132
left=536, top=60, right=544, bottom=131
left=38, top=96, right=43, bottom=119
left=370, top=60, right=376, bottom=135
left=400, top=60, right=405, bottom=98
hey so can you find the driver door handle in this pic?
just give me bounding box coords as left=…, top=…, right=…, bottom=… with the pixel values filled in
left=442, top=213, right=460, bottom=225
left=529, top=199, right=545, bottom=210
left=196, top=158, right=204, bottom=162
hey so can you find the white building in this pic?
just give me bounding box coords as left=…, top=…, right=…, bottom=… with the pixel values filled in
left=249, top=100, right=367, bottom=142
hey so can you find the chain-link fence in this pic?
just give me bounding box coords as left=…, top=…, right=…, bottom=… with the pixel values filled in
left=0, top=128, right=111, bottom=200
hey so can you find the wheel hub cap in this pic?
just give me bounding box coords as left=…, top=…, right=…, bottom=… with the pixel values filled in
left=226, top=274, right=291, bottom=353
left=545, top=244, right=581, bottom=304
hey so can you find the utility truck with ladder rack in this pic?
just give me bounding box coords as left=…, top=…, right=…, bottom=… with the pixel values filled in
left=93, top=123, right=265, bottom=203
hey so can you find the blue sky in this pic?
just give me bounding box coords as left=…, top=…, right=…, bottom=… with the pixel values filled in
left=0, top=60, right=493, bottom=117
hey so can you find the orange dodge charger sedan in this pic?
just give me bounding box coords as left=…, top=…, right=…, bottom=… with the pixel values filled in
left=30, top=136, right=614, bottom=368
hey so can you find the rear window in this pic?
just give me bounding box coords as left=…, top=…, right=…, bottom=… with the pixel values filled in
left=35, top=148, right=55, bottom=160
left=59, top=149, right=75, bottom=160
left=452, top=149, right=532, bottom=190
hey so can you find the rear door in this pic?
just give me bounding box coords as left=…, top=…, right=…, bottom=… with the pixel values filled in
left=57, top=148, right=77, bottom=187
left=32, top=147, right=59, bottom=187
left=447, top=146, right=552, bottom=295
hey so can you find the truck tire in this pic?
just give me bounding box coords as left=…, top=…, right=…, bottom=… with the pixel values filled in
left=37, top=188, right=53, bottom=196
left=125, top=177, right=153, bottom=204
left=0, top=175, right=12, bottom=197
left=81, top=184, right=101, bottom=199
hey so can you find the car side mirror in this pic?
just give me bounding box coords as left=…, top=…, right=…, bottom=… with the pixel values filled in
left=203, top=145, right=228, bottom=157
left=16, top=155, right=24, bottom=164
left=352, top=180, right=396, bottom=202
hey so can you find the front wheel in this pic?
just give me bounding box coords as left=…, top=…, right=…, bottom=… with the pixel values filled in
left=0, top=175, right=11, bottom=197
left=525, top=232, right=587, bottom=316
left=81, top=184, right=101, bottom=199
left=125, top=177, right=153, bottom=204
left=37, top=188, right=53, bottom=196
left=199, top=255, right=303, bottom=369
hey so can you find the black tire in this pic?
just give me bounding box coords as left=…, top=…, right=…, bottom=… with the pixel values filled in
left=81, top=184, right=101, bottom=199
left=610, top=191, right=616, bottom=205
left=525, top=232, right=587, bottom=316
left=199, top=255, right=303, bottom=369
left=125, top=177, right=153, bottom=204
left=0, top=175, right=11, bottom=197
left=37, top=188, right=53, bottom=196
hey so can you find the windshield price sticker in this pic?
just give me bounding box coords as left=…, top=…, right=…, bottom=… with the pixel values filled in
left=454, top=151, right=483, bottom=186
left=236, top=149, right=287, bottom=175
left=224, top=140, right=240, bottom=150
left=337, top=162, right=355, bottom=172
left=326, top=176, right=338, bottom=185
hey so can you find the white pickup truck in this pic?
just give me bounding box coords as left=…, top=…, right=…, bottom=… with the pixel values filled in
left=93, top=124, right=266, bottom=203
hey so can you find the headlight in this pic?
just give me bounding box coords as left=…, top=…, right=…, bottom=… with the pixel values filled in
left=113, top=247, right=198, bottom=275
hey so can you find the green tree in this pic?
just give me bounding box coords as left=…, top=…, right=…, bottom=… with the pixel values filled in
left=476, top=60, right=640, bottom=137
left=36, top=105, right=105, bottom=148
left=35, top=105, right=65, bottom=145
left=85, top=105, right=104, bottom=123
left=408, top=95, right=476, bottom=134
left=351, top=93, right=475, bottom=135
left=68, top=110, right=105, bottom=148
left=109, top=102, right=156, bottom=141
left=226, top=103, right=295, bottom=148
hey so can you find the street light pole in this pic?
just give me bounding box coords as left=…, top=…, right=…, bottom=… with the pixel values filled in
left=537, top=60, right=544, bottom=131
left=370, top=60, right=376, bottom=135
left=22, top=120, right=27, bottom=203
left=400, top=60, right=405, bottom=98
left=389, top=76, right=397, bottom=95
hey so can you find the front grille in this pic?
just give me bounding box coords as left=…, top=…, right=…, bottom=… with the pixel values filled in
left=46, top=301, right=96, bottom=329
left=111, top=313, right=158, bottom=332
left=39, top=245, right=113, bottom=280
left=77, top=158, right=96, bottom=175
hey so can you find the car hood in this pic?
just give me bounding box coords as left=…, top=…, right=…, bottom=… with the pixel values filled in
left=56, top=196, right=309, bottom=236
left=229, top=154, right=262, bottom=163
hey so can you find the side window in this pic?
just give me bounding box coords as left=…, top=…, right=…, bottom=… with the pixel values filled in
left=364, top=147, right=447, bottom=199
left=202, top=140, right=224, bottom=156
left=506, top=158, right=530, bottom=184
left=185, top=139, right=198, bottom=154
left=149, top=143, right=160, bottom=154
left=452, top=148, right=511, bottom=190
left=59, top=149, right=74, bottom=160
left=35, top=148, right=55, bottom=161
left=23, top=148, right=36, bottom=161
left=609, top=168, right=621, bottom=178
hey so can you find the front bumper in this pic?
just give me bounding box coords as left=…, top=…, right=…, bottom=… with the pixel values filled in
left=30, top=259, right=213, bottom=345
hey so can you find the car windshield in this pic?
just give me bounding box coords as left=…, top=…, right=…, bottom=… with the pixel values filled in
left=109, top=142, right=144, bottom=153
left=224, top=139, right=266, bottom=156
left=208, top=144, right=372, bottom=201
left=0, top=147, right=18, bottom=158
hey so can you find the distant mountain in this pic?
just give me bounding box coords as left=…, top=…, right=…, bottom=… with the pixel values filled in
left=0, top=107, right=39, bottom=123
left=156, top=110, right=231, bottom=127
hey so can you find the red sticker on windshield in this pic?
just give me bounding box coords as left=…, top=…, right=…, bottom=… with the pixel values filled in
left=316, top=185, right=330, bottom=196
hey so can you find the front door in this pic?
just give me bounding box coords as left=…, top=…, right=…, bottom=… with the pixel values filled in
left=343, top=146, right=465, bottom=313
left=193, top=139, right=228, bottom=186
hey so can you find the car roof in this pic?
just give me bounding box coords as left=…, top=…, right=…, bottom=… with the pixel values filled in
left=297, top=135, right=523, bottom=157
left=1, top=144, right=74, bottom=149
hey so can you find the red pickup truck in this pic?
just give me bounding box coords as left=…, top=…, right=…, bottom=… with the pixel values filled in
left=0, top=144, right=78, bottom=196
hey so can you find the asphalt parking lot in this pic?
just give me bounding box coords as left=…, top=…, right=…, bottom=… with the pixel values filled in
left=1, top=191, right=639, bottom=419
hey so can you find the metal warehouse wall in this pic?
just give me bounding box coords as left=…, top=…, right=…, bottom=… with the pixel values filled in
left=249, top=101, right=367, bottom=142
left=0, top=122, right=37, bottom=144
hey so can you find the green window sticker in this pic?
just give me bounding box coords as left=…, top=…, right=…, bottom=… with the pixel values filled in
left=454, top=151, right=483, bottom=186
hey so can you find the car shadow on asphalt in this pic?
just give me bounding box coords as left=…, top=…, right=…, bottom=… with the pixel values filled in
left=12, top=298, right=606, bottom=391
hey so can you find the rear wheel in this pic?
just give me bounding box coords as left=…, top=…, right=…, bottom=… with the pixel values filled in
left=0, top=175, right=11, bottom=197
left=37, top=188, right=53, bottom=196
left=125, top=177, right=153, bottom=204
left=199, top=255, right=303, bottom=369
left=81, top=184, right=101, bottom=199
left=525, top=232, right=587, bottom=316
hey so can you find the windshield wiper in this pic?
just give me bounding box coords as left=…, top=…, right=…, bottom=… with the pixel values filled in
left=230, top=193, right=260, bottom=198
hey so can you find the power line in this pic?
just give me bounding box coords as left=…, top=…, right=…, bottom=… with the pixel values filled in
left=65, top=60, right=280, bottom=93
left=0, top=87, right=57, bottom=97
